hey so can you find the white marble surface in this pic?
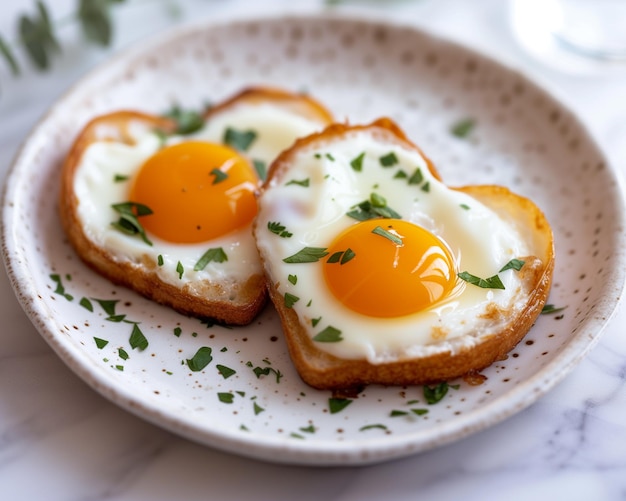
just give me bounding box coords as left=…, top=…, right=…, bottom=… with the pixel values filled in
left=1, top=0, right=626, bottom=499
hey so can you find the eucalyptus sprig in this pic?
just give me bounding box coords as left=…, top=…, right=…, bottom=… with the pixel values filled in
left=0, top=0, right=126, bottom=76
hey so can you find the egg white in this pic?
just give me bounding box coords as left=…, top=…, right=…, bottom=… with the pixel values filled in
left=73, top=102, right=326, bottom=288
left=255, top=130, right=535, bottom=363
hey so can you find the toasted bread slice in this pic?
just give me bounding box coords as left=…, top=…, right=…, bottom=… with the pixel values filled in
left=59, top=88, right=333, bottom=325
left=254, top=118, right=554, bottom=388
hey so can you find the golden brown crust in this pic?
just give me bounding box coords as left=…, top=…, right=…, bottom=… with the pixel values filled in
left=257, top=119, right=555, bottom=389
left=59, top=85, right=335, bottom=325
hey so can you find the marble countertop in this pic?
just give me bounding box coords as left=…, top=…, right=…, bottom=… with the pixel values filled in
left=1, top=0, right=626, bottom=499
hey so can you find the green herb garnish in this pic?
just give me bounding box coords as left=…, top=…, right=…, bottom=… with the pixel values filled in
left=223, top=127, right=257, bottom=151
left=499, top=259, right=525, bottom=272
left=542, top=304, right=567, bottom=315
left=218, top=392, right=234, bottom=403
left=176, top=261, right=184, bottom=279
left=253, top=159, right=267, bottom=180
left=113, top=174, right=129, bottom=182
left=268, top=221, right=292, bottom=238
left=284, top=292, right=299, bottom=308
left=283, top=247, right=329, bottom=263
left=194, top=247, right=228, bottom=271
left=186, top=346, right=213, bottom=371
left=423, top=382, right=449, bottom=404
left=350, top=152, right=365, bottom=172
left=372, top=225, right=403, bottom=246
left=451, top=118, right=476, bottom=138
left=313, top=326, right=343, bottom=342
left=129, top=324, right=148, bottom=351
left=163, top=105, right=204, bottom=135
left=110, top=202, right=153, bottom=246
left=210, top=168, right=228, bottom=184
left=326, top=248, right=355, bottom=265
left=329, top=398, right=352, bottom=414
left=458, top=271, right=505, bottom=289
left=346, top=197, right=402, bottom=221
left=286, top=178, right=310, bottom=187
left=94, top=337, right=108, bottom=349
left=379, top=152, right=398, bottom=167
left=216, top=364, right=236, bottom=379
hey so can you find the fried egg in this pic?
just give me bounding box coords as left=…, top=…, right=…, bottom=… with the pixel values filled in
left=71, top=90, right=332, bottom=295
left=255, top=120, right=542, bottom=363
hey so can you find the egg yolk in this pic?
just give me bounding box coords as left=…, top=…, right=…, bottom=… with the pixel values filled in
left=323, top=219, right=457, bottom=318
left=130, top=141, right=258, bottom=244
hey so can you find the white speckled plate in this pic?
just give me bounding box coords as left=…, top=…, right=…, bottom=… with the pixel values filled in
left=3, top=13, right=625, bottom=466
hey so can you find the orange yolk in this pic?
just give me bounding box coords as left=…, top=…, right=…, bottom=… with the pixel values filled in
left=130, top=141, right=258, bottom=244
left=323, top=219, right=457, bottom=318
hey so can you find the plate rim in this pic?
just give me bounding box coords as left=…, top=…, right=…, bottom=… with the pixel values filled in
left=3, top=10, right=626, bottom=466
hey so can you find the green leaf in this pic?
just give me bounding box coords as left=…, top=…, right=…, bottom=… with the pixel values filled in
left=458, top=271, right=505, bottom=290
left=253, top=402, right=265, bottom=415
left=210, top=167, right=228, bottom=184
left=360, top=423, right=388, bottom=431
left=194, top=247, right=228, bottom=271
left=79, top=297, right=93, bottom=311
left=176, top=261, right=184, bottom=279
left=252, top=366, right=283, bottom=383
left=350, top=152, right=365, bottom=172
left=411, top=408, right=429, bottom=416
left=499, top=259, right=525, bottom=272
left=267, top=221, right=292, bottom=238
left=329, top=398, right=352, bottom=414
left=408, top=168, right=424, bottom=185
left=286, top=178, right=310, bottom=187
left=216, top=364, right=236, bottom=379
left=186, top=346, right=213, bottom=371
left=78, top=0, right=113, bottom=46
left=223, top=127, right=257, bottom=151
left=541, top=304, right=566, bottom=315
left=450, top=118, right=476, bottom=138
left=326, top=249, right=355, bottom=265
left=94, top=337, right=108, bottom=349
left=283, top=247, right=329, bottom=264
left=284, top=292, right=299, bottom=308
left=423, top=382, right=449, bottom=404
left=19, top=15, right=48, bottom=69
left=253, top=159, right=267, bottom=180
left=379, top=152, right=398, bottom=167
left=129, top=324, right=148, bottom=351
left=390, top=409, right=408, bottom=417
left=118, top=348, right=129, bottom=360
left=162, top=105, right=204, bottom=135
left=313, top=326, right=342, bottom=342
left=346, top=199, right=402, bottom=221
left=0, top=35, right=20, bottom=75
left=218, top=392, right=234, bottom=403
left=372, top=225, right=403, bottom=246
left=93, top=298, right=118, bottom=317
left=369, top=192, right=387, bottom=208
left=111, top=202, right=153, bottom=246
left=288, top=274, right=297, bottom=285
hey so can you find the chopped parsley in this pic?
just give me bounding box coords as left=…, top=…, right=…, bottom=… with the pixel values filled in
left=284, top=292, right=300, bottom=308
left=326, top=248, right=356, bottom=265
left=194, top=247, right=228, bottom=271
left=288, top=274, right=298, bottom=285
left=350, top=151, right=365, bottom=172
left=542, top=304, right=566, bottom=315
left=210, top=167, right=228, bottom=184
left=94, top=337, right=109, bottom=349
left=328, top=397, right=352, bottom=414
left=346, top=196, right=402, bottom=221
left=283, top=247, right=329, bottom=263
left=286, top=178, right=310, bottom=187
left=218, top=392, right=234, bottom=403
left=499, top=259, right=525, bottom=272
left=408, top=168, right=424, bottom=185
left=424, top=382, right=450, bottom=404
left=216, top=364, right=236, bottom=379
left=253, top=159, right=267, bottom=180
left=113, top=174, right=129, bottom=182
left=186, top=346, right=213, bottom=371
left=450, top=117, right=476, bottom=138
left=253, top=402, right=265, bottom=415
left=313, top=326, right=343, bottom=342
left=458, top=271, right=505, bottom=289
left=79, top=297, right=93, bottom=311
left=223, top=127, right=257, bottom=151
left=176, top=261, right=184, bottom=279
left=372, top=225, right=403, bottom=246
left=379, top=151, right=398, bottom=167
left=110, top=202, right=153, bottom=246
left=162, top=105, right=205, bottom=135
left=268, top=221, right=292, bottom=238
left=129, top=324, right=149, bottom=351
left=157, top=254, right=164, bottom=266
